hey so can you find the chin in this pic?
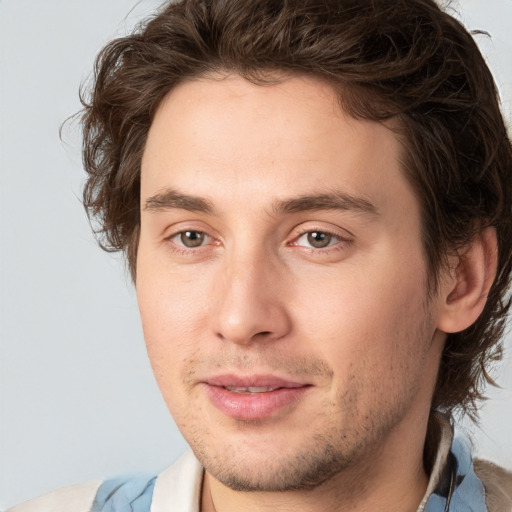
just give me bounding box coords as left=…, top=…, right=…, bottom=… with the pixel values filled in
left=188, top=425, right=369, bottom=492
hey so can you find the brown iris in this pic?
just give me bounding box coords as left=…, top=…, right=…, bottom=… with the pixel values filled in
left=180, top=231, right=205, bottom=247
left=307, top=231, right=332, bottom=248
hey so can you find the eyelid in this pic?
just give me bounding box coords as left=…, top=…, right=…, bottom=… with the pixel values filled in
left=288, top=224, right=353, bottom=251
left=290, top=223, right=352, bottom=240
left=163, top=222, right=221, bottom=253
left=295, top=231, right=339, bottom=248
left=163, top=219, right=214, bottom=238
left=169, top=230, right=212, bottom=247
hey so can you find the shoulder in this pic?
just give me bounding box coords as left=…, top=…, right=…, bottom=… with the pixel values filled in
left=474, top=459, right=512, bottom=512
left=5, top=480, right=103, bottom=512
left=4, top=476, right=157, bottom=512
left=4, top=450, right=203, bottom=512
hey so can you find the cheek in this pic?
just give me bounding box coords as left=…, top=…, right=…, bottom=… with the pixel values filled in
left=137, top=281, right=203, bottom=422
left=136, top=260, right=210, bottom=396
left=137, top=242, right=210, bottom=339
left=292, top=253, right=432, bottom=389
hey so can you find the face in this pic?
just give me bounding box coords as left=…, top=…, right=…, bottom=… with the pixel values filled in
left=137, top=75, right=445, bottom=492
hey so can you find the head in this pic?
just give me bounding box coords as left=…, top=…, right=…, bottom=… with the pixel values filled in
left=81, top=0, right=512, bottom=490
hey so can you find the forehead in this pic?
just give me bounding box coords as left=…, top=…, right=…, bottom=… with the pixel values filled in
left=141, top=74, right=413, bottom=217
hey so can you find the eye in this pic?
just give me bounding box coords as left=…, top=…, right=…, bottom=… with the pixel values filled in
left=171, top=230, right=210, bottom=248
left=294, top=230, right=342, bottom=249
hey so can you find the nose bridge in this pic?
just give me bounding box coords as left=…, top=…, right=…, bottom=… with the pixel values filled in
left=213, top=241, right=290, bottom=345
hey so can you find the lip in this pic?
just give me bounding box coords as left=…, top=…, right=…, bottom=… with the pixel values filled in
left=202, top=374, right=311, bottom=420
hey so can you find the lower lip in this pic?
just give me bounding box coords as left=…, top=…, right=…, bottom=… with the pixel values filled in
left=204, top=385, right=310, bottom=420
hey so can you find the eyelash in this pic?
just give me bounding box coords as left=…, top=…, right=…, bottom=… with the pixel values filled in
left=290, top=227, right=351, bottom=253
left=166, top=230, right=216, bottom=253
left=165, top=227, right=351, bottom=255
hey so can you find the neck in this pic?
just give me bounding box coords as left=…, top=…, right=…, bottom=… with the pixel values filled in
left=201, top=409, right=433, bottom=512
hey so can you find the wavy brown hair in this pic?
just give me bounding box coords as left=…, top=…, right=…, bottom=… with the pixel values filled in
left=80, top=0, right=512, bottom=418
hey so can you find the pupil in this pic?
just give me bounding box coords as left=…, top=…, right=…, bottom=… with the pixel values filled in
left=307, top=231, right=331, bottom=248
left=181, top=231, right=204, bottom=247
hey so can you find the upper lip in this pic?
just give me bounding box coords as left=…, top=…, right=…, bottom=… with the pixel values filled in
left=204, top=374, right=309, bottom=389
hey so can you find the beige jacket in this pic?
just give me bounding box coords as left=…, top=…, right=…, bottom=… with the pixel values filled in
left=475, top=460, right=512, bottom=512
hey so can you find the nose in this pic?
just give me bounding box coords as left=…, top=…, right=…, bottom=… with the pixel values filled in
left=211, top=249, right=292, bottom=346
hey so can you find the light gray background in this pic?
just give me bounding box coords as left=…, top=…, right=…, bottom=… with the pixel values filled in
left=1, top=0, right=511, bottom=508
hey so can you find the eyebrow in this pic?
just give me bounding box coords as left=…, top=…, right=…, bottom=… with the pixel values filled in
left=143, top=188, right=379, bottom=217
left=144, top=189, right=215, bottom=214
left=272, top=192, right=379, bottom=216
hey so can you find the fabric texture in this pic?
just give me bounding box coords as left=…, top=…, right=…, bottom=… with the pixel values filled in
left=475, top=460, right=512, bottom=512
left=91, top=477, right=156, bottom=512
left=422, top=437, right=488, bottom=512
left=5, top=480, right=102, bottom=512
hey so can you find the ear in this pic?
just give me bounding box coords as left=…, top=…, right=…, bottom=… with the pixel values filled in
left=436, top=227, right=498, bottom=334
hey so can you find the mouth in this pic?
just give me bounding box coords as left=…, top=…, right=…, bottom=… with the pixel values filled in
left=224, top=386, right=281, bottom=393
left=202, top=375, right=311, bottom=420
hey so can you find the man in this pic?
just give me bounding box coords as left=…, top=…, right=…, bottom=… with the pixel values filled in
left=9, top=0, right=512, bottom=511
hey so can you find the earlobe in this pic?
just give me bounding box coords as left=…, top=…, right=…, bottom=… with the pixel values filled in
left=436, top=227, right=497, bottom=334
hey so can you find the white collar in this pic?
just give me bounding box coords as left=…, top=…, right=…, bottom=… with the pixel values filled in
left=150, top=450, right=203, bottom=512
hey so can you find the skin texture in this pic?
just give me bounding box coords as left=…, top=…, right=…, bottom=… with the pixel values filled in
left=136, top=75, right=478, bottom=512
